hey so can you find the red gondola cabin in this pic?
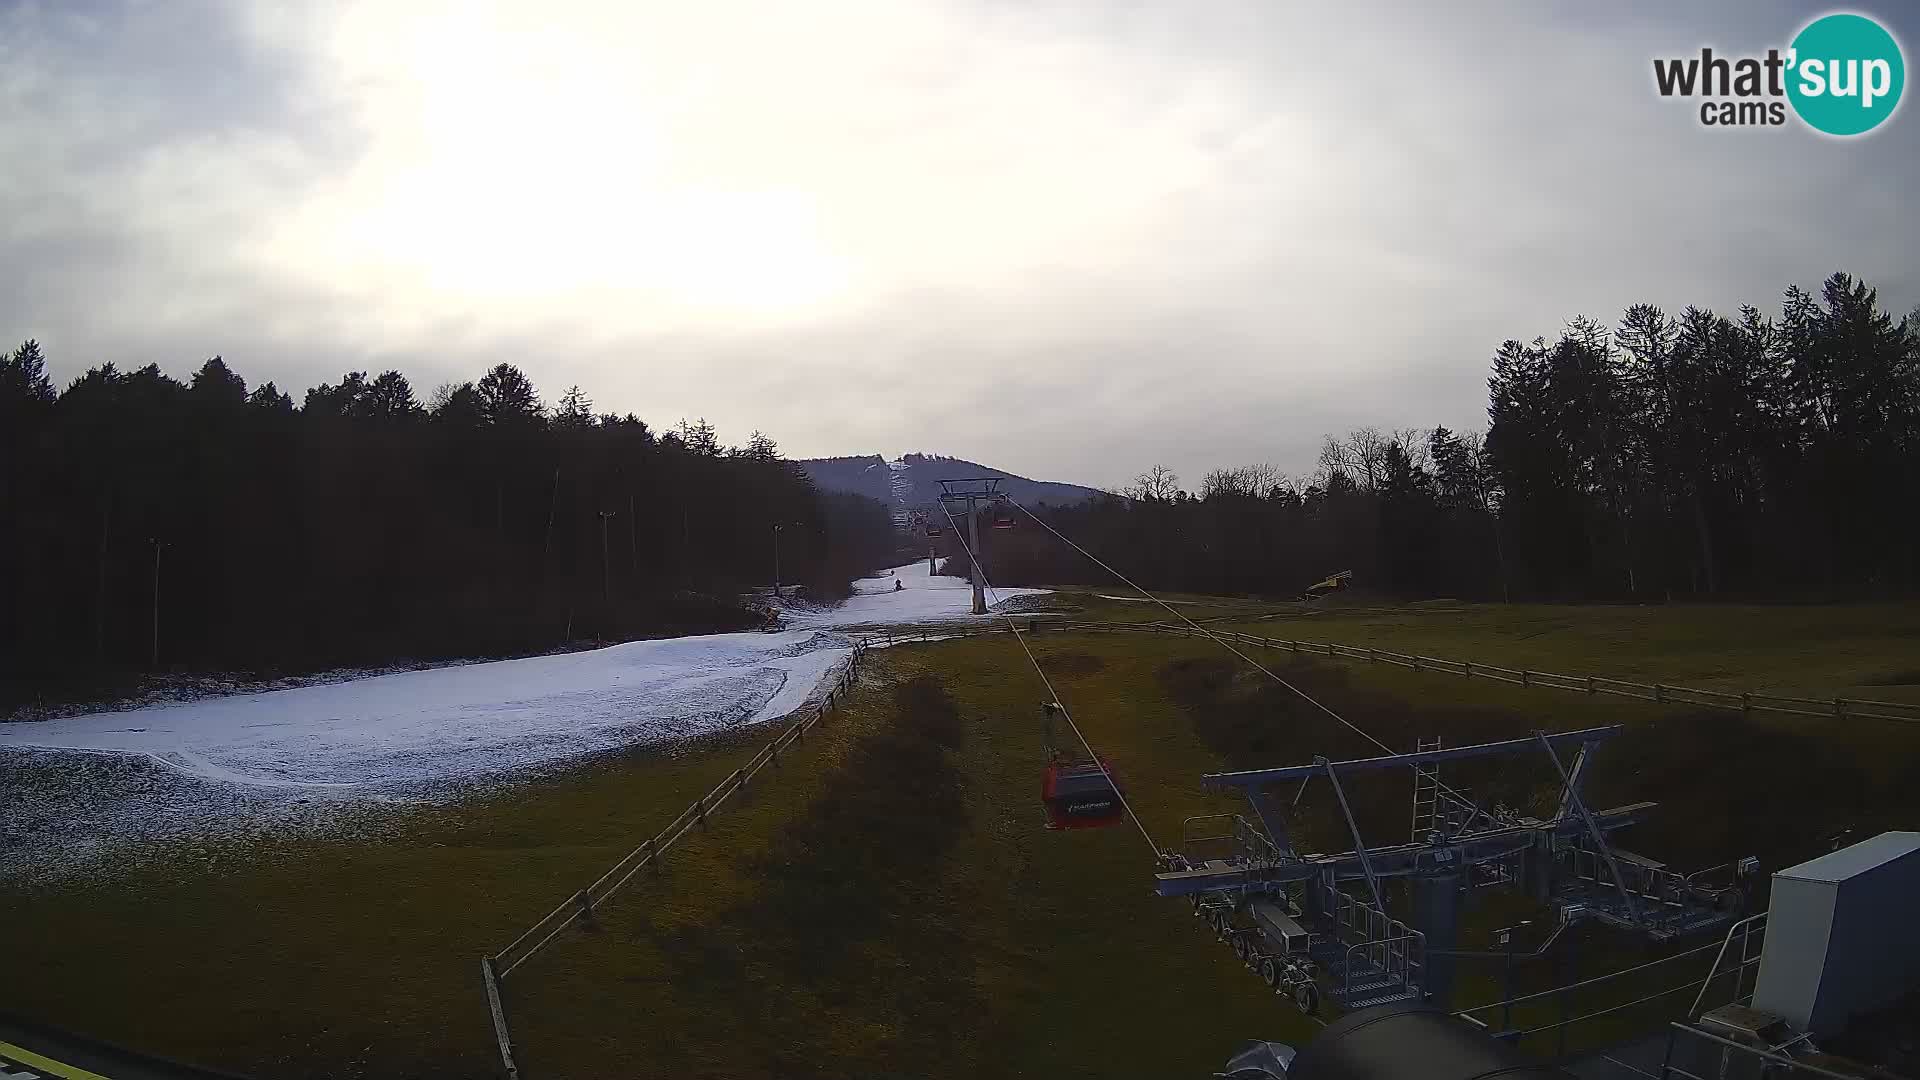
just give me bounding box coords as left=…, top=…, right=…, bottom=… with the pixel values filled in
left=1041, top=755, right=1126, bottom=829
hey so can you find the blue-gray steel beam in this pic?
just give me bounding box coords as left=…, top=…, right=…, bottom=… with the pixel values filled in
left=1244, top=785, right=1293, bottom=853
left=1152, top=802, right=1655, bottom=897
left=1535, top=731, right=1641, bottom=926
left=1554, top=742, right=1593, bottom=823
left=1321, top=756, right=1386, bottom=912
left=1200, top=725, right=1625, bottom=790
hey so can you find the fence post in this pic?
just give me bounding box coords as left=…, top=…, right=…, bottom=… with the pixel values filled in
left=1290, top=640, right=1300, bottom=653
left=1655, top=684, right=1666, bottom=704
left=1369, top=648, right=1378, bottom=664
left=481, top=957, right=520, bottom=1080
left=574, top=889, right=596, bottom=927
left=1522, top=670, right=1531, bottom=688
left=694, top=795, right=708, bottom=829
left=1586, top=676, right=1595, bottom=695
left=1464, top=661, right=1473, bottom=678
left=1835, top=698, right=1846, bottom=722
left=643, top=837, right=660, bottom=874
left=1742, top=693, right=1751, bottom=718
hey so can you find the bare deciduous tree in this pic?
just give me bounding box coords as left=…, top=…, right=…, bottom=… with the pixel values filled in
left=1127, top=464, right=1181, bottom=501
left=1318, top=427, right=1393, bottom=491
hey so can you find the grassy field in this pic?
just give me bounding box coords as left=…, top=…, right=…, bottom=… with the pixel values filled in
left=4, top=599, right=1919, bottom=1078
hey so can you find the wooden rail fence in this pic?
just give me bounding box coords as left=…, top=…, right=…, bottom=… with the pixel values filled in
left=921, top=619, right=1920, bottom=726
left=482, top=638, right=874, bottom=1078
left=480, top=614, right=1918, bottom=1075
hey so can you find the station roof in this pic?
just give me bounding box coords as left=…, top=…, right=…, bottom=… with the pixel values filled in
left=1777, top=832, right=1920, bottom=885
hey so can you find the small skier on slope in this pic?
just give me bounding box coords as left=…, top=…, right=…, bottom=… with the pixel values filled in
left=894, top=579, right=905, bottom=592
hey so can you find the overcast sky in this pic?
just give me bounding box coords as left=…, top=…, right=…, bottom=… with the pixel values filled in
left=4, top=1, right=1916, bottom=490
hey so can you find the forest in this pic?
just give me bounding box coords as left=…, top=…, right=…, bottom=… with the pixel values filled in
left=970, top=272, right=1919, bottom=603
left=0, top=354, right=896, bottom=706
left=5, top=270, right=1913, bottom=705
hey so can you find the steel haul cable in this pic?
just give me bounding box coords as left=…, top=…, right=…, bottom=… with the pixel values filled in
left=1007, top=496, right=1494, bottom=828
left=938, top=500, right=1163, bottom=859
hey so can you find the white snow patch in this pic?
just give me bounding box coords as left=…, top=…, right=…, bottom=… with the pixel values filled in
left=2, top=561, right=1054, bottom=877
left=786, top=560, right=1049, bottom=629
left=0, top=630, right=854, bottom=792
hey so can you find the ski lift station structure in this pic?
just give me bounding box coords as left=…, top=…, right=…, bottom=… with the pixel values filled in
left=1154, top=725, right=1757, bottom=1015
left=919, top=478, right=1758, bottom=1028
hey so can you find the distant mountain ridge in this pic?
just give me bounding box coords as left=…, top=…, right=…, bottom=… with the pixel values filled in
left=796, top=453, right=1105, bottom=525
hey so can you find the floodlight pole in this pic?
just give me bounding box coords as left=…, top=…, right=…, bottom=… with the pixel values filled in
left=148, top=537, right=166, bottom=669
left=598, top=511, right=617, bottom=604
left=773, top=523, right=784, bottom=593
left=772, top=522, right=802, bottom=595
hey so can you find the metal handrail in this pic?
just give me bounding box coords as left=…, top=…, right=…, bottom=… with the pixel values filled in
left=1660, top=1022, right=1876, bottom=1080
left=1455, top=936, right=1728, bottom=1017
left=1181, top=813, right=1242, bottom=847
left=1688, top=911, right=1768, bottom=1019
left=1516, top=969, right=1751, bottom=1037
left=1342, top=932, right=1424, bottom=997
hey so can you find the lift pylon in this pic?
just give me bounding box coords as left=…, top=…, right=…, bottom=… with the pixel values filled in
left=1155, top=725, right=1753, bottom=1015
left=937, top=477, right=1007, bottom=615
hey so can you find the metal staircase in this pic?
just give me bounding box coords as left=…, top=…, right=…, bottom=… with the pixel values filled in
left=1310, top=881, right=1425, bottom=1009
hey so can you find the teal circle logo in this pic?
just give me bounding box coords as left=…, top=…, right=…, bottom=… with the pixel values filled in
left=1787, top=13, right=1904, bottom=136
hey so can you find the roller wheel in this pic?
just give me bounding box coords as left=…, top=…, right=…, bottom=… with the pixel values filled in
left=1232, top=933, right=1250, bottom=962
left=1260, top=957, right=1280, bottom=987
left=1293, top=981, right=1320, bottom=1016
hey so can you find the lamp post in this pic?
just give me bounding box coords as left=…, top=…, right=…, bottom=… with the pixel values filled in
left=596, top=509, right=619, bottom=645
left=772, top=522, right=803, bottom=596
left=148, top=537, right=167, bottom=670
left=598, top=510, right=617, bottom=604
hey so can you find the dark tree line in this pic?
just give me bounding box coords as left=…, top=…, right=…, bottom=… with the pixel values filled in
left=0, top=350, right=896, bottom=705
left=969, top=273, right=1919, bottom=603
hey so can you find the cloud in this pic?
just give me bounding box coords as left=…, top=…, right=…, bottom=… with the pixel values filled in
left=2, top=0, right=1916, bottom=488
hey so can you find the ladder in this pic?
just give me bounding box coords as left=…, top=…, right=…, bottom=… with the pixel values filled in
left=1411, top=736, right=1478, bottom=841
left=1410, top=737, right=1442, bottom=841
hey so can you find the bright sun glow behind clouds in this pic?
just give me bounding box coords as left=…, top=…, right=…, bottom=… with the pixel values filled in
left=260, top=1, right=863, bottom=321
left=246, top=0, right=1270, bottom=336
left=8, top=0, right=1915, bottom=486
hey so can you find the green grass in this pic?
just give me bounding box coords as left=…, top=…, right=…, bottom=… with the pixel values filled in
left=4, top=600, right=1920, bottom=1077
left=1204, top=599, right=1920, bottom=698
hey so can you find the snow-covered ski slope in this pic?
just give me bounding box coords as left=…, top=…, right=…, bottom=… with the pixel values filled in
left=0, top=631, right=850, bottom=791
left=886, top=456, right=914, bottom=526
left=1, top=562, right=1047, bottom=794
left=787, top=558, right=1047, bottom=629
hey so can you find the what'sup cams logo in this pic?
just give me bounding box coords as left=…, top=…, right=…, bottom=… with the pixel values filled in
left=1654, top=12, right=1904, bottom=135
